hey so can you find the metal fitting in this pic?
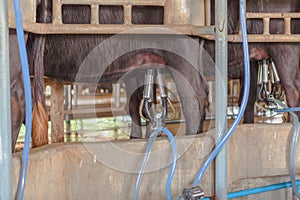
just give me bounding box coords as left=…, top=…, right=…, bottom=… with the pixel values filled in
left=257, top=61, right=263, bottom=85
left=156, top=68, right=167, bottom=98
left=141, top=68, right=169, bottom=128
left=265, top=95, right=278, bottom=110
left=269, top=58, right=280, bottom=83
left=182, top=186, right=205, bottom=200
left=143, top=69, right=154, bottom=99
left=261, top=59, right=269, bottom=84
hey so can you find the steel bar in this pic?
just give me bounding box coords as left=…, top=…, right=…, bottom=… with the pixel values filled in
left=215, top=0, right=228, bottom=199
left=0, top=0, right=12, bottom=198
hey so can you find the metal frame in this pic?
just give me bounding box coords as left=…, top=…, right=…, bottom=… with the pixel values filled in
left=0, top=0, right=12, bottom=199
left=215, top=0, right=227, bottom=199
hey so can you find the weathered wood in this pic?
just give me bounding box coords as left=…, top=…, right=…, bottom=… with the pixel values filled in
left=49, top=81, right=65, bottom=143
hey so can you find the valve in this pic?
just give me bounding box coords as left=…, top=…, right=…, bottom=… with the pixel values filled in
left=182, top=186, right=205, bottom=200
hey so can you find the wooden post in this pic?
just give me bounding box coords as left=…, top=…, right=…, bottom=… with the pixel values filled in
left=50, top=81, right=65, bottom=143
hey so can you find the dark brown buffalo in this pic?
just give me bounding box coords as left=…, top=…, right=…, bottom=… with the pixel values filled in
left=9, top=31, right=26, bottom=151
left=10, top=2, right=208, bottom=150
left=205, top=0, right=300, bottom=123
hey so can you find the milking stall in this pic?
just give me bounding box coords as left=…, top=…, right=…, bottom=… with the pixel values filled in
left=1, top=0, right=300, bottom=199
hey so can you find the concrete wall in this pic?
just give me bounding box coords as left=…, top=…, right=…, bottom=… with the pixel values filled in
left=12, top=124, right=300, bottom=199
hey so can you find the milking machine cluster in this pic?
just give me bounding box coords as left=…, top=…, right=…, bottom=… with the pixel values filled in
left=256, top=58, right=282, bottom=110
left=139, top=68, right=175, bottom=129
left=140, top=68, right=168, bottom=128
left=133, top=68, right=178, bottom=200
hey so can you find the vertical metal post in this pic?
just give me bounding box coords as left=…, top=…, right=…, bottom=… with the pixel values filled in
left=215, top=0, right=227, bottom=199
left=113, top=83, right=121, bottom=108
left=0, top=0, right=13, bottom=199
left=73, top=84, right=78, bottom=107
left=64, top=84, right=72, bottom=125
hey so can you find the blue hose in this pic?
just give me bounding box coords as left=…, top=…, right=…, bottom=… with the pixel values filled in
left=273, top=99, right=300, bottom=199
left=133, top=127, right=177, bottom=200
left=192, top=0, right=250, bottom=186
left=199, top=180, right=300, bottom=200
left=227, top=180, right=300, bottom=199
left=133, top=129, right=160, bottom=200
left=161, top=127, right=178, bottom=200
left=274, top=107, right=300, bottom=112
left=13, top=0, right=33, bottom=199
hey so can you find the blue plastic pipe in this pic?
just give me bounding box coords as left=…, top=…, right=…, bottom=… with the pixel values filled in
left=192, top=0, right=250, bottom=187
left=133, top=129, right=160, bottom=200
left=273, top=99, right=300, bottom=199
left=13, top=0, right=33, bottom=199
left=200, top=180, right=300, bottom=200
left=161, top=127, right=178, bottom=200
left=274, top=107, right=300, bottom=112
left=0, top=0, right=13, bottom=199
left=133, top=127, right=177, bottom=200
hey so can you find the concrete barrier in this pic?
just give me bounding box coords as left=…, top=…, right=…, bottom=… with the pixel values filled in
left=12, top=124, right=300, bottom=199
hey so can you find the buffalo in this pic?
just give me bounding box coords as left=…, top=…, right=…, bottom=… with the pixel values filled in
left=10, top=3, right=209, bottom=150
left=205, top=0, right=300, bottom=123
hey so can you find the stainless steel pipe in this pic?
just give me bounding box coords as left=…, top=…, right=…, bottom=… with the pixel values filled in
left=215, top=0, right=228, bottom=199
left=0, top=0, right=12, bottom=198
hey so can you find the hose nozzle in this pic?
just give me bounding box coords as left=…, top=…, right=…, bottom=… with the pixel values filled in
left=262, top=59, right=269, bottom=84
left=269, top=58, right=280, bottom=83
left=182, top=186, right=205, bottom=200
left=156, top=68, right=167, bottom=98
left=143, top=69, right=154, bottom=99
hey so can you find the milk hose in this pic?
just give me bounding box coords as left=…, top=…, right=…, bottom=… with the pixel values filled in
left=192, top=0, right=250, bottom=187
left=13, top=0, right=33, bottom=199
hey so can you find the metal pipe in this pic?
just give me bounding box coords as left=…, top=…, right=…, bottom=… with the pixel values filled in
left=143, top=69, right=154, bottom=99
left=257, top=61, right=263, bottom=84
left=0, top=0, right=13, bottom=198
left=73, top=84, right=78, bottom=107
left=269, top=58, right=280, bottom=83
left=64, top=85, right=71, bottom=126
left=156, top=68, right=167, bottom=98
left=261, top=59, right=269, bottom=83
left=113, top=83, right=121, bottom=108
left=215, top=0, right=228, bottom=199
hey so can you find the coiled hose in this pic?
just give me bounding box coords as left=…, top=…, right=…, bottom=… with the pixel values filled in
left=192, top=0, right=250, bottom=187
left=13, top=0, right=33, bottom=199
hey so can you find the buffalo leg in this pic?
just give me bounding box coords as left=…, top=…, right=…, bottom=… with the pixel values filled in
left=240, top=61, right=258, bottom=123
left=124, top=74, right=144, bottom=138
left=9, top=32, right=25, bottom=152
left=269, top=44, right=300, bottom=119
left=170, top=60, right=208, bottom=134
